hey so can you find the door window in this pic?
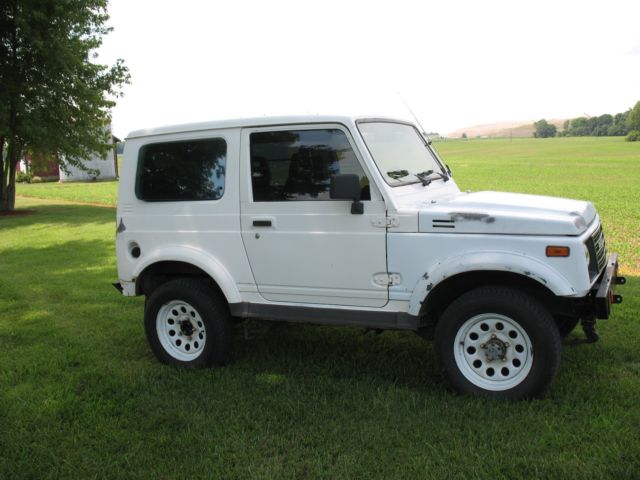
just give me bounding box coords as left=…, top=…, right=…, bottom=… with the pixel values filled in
left=250, top=129, right=370, bottom=202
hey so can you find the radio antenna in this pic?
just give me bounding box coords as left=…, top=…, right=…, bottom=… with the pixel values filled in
left=398, top=92, right=449, bottom=176
left=398, top=92, right=428, bottom=135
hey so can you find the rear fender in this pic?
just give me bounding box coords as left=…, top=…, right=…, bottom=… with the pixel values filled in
left=132, top=245, right=241, bottom=304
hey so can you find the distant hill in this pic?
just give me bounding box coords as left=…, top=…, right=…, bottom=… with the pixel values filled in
left=447, top=119, right=567, bottom=139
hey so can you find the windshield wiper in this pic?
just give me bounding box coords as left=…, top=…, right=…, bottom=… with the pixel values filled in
left=387, top=169, right=410, bottom=180
left=415, top=170, right=450, bottom=186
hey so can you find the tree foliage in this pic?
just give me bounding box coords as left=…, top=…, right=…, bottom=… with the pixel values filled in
left=626, top=130, right=640, bottom=142
left=0, top=0, right=129, bottom=210
left=559, top=105, right=637, bottom=138
left=533, top=119, right=557, bottom=138
left=626, top=101, right=640, bottom=141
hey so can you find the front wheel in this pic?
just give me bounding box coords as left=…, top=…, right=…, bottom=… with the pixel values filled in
left=435, top=286, right=561, bottom=399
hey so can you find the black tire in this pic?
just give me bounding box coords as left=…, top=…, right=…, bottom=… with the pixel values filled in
left=144, top=278, right=233, bottom=368
left=434, top=286, right=561, bottom=399
left=555, top=316, right=580, bottom=338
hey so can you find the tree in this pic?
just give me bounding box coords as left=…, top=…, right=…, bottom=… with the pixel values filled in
left=593, top=114, right=613, bottom=136
left=533, top=119, right=557, bottom=138
left=566, top=117, right=589, bottom=136
left=627, top=101, right=640, bottom=141
left=0, top=0, right=129, bottom=211
left=608, top=111, right=630, bottom=136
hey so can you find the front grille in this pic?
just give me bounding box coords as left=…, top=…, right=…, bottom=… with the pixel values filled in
left=586, top=224, right=607, bottom=279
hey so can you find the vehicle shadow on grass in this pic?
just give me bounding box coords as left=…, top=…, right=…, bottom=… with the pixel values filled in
left=0, top=203, right=115, bottom=232
left=231, top=321, right=446, bottom=393
left=230, top=275, right=639, bottom=397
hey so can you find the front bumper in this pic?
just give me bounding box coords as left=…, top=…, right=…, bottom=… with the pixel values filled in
left=592, top=253, right=625, bottom=319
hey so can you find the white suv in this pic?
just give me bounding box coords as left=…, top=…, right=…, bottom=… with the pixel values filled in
left=114, top=116, right=624, bottom=399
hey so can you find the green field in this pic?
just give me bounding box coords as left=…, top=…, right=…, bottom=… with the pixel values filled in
left=4, top=137, right=640, bottom=478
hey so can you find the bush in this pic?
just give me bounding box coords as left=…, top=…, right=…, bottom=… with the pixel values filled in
left=16, top=172, right=32, bottom=183
left=31, top=176, right=43, bottom=183
left=626, top=130, right=640, bottom=142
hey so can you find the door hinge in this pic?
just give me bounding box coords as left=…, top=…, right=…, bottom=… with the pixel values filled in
left=373, top=273, right=402, bottom=286
left=371, top=217, right=399, bottom=228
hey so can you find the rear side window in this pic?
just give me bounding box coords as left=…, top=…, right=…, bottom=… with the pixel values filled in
left=136, top=138, right=227, bottom=201
left=250, top=129, right=370, bottom=202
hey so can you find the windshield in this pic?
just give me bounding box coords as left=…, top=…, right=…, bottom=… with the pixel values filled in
left=358, top=121, right=446, bottom=186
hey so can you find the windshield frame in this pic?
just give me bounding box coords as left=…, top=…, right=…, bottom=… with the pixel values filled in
left=356, top=119, right=449, bottom=187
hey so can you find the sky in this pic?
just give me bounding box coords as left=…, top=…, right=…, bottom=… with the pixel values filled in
left=97, top=0, right=640, bottom=139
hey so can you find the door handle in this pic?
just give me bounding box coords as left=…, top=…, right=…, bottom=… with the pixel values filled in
left=252, top=220, right=272, bottom=227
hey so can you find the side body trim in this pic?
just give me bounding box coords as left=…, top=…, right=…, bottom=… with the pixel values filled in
left=229, top=302, right=419, bottom=330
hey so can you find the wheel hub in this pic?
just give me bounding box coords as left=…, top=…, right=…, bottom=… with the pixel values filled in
left=481, top=335, right=509, bottom=362
left=179, top=316, right=195, bottom=337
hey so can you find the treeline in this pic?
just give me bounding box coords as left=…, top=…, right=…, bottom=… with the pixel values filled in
left=558, top=112, right=630, bottom=137
left=534, top=100, right=640, bottom=141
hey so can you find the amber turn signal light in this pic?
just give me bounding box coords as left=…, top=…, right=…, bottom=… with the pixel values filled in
left=546, top=246, right=570, bottom=257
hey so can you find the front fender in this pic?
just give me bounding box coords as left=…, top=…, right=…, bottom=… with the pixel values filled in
left=407, top=251, right=575, bottom=316
left=132, top=245, right=241, bottom=304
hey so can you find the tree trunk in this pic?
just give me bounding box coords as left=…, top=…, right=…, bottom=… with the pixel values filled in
left=0, top=136, right=8, bottom=211
left=4, top=149, right=18, bottom=211
left=2, top=93, right=19, bottom=211
left=2, top=132, right=20, bottom=212
left=2, top=5, right=19, bottom=212
left=0, top=135, right=5, bottom=205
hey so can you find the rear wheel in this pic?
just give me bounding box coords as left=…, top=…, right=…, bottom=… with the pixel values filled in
left=435, top=286, right=561, bottom=399
left=144, top=279, right=232, bottom=367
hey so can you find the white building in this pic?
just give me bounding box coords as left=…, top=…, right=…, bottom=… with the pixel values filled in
left=59, top=129, right=120, bottom=182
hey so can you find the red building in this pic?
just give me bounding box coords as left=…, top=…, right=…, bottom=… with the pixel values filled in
left=17, top=154, right=60, bottom=179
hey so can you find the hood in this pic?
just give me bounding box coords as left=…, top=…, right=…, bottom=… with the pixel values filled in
left=418, top=191, right=596, bottom=235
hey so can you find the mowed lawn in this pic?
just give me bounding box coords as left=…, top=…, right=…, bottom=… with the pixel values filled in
left=2, top=137, right=639, bottom=478
left=18, top=179, right=119, bottom=206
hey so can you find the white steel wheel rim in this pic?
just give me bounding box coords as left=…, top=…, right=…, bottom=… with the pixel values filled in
left=453, top=313, right=533, bottom=391
left=156, top=300, right=207, bottom=361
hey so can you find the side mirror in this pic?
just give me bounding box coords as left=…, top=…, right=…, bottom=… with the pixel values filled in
left=330, top=174, right=364, bottom=214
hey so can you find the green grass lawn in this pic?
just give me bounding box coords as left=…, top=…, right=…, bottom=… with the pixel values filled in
left=3, top=137, right=639, bottom=478
left=17, top=179, right=119, bottom=206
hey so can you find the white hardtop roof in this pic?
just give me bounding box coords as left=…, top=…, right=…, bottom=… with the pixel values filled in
left=126, top=115, right=412, bottom=140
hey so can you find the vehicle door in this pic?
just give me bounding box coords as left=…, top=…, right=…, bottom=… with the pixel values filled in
left=239, top=124, right=388, bottom=307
